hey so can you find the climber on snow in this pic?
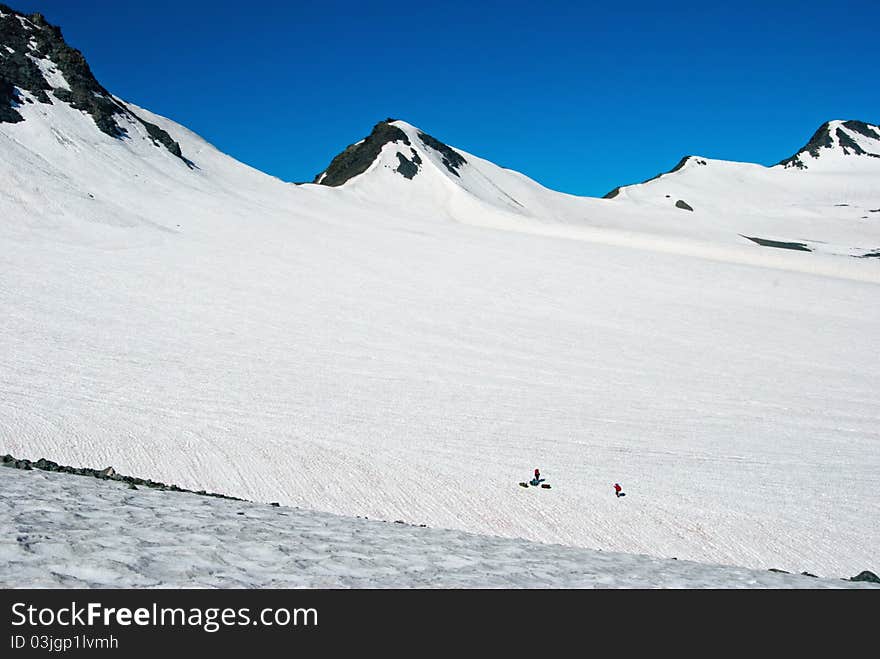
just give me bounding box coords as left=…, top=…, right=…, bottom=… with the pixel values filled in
left=530, top=468, right=544, bottom=486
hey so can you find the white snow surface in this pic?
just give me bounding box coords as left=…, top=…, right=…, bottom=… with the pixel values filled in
left=0, top=95, right=878, bottom=581
left=2, top=467, right=872, bottom=588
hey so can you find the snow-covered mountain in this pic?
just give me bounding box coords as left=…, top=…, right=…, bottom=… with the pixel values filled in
left=778, top=119, right=880, bottom=169
left=311, top=116, right=880, bottom=260
left=2, top=2, right=878, bottom=263
left=602, top=120, right=880, bottom=256
left=0, top=5, right=184, bottom=159
left=1, top=5, right=878, bottom=582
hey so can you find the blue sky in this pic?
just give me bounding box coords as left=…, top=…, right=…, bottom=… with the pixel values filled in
left=8, top=0, right=880, bottom=196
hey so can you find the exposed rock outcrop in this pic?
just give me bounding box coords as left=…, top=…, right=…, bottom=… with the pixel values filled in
left=0, top=4, right=187, bottom=162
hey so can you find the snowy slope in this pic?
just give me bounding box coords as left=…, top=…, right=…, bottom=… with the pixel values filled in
left=1, top=7, right=878, bottom=582
left=3, top=466, right=873, bottom=588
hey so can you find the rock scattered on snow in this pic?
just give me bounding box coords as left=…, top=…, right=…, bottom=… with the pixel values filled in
left=1, top=453, right=241, bottom=501
left=675, top=199, right=694, bottom=211
left=849, top=570, right=880, bottom=584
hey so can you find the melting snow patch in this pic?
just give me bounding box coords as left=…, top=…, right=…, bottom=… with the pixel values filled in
left=28, top=54, right=71, bottom=91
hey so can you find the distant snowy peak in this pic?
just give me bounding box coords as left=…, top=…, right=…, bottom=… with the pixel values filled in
left=777, top=119, right=880, bottom=169
left=314, top=118, right=467, bottom=186
left=604, top=119, right=880, bottom=199
left=603, top=155, right=712, bottom=199
left=0, top=3, right=187, bottom=162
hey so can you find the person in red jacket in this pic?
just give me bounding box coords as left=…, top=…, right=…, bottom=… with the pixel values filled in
left=614, top=483, right=623, bottom=497
left=530, top=468, right=544, bottom=486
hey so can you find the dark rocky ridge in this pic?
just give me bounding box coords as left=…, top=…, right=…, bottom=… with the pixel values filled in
left=315, top=119, right=470, bottom=186
left=315, top=119, right=411, bottom=186
left=417, top=130, right=467, bottom=177
left=2, top=453, right=243, bottom=501
left=778, top=122, right=835, bottom=169
left=602, top=187, right=621, bottom=199
left=778, top=120, right=880, bottom=169
left=836, top=127, right=877, bottom=157
left=842, top=120, right=880, bottom=141
left=0, top=3, right=187, bottom=163
left=0, top=75, right=21, bottom=122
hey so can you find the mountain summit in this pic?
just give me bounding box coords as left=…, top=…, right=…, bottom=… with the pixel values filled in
left=778, top=120, right=880, bottom=169
left=605, top=119, right=880, bottom=199
left=314, top=118, right=467, bottom=186
left=0, top=3, right=186, bottom=162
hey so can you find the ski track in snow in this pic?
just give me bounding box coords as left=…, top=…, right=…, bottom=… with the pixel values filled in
left=0, top=99, right=878, bottom=581
left=2, top=467, right=872, bottom=588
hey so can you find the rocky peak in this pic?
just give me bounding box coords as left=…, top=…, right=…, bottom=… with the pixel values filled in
left=777, top=119, right=880, bottom=169
left=315, top=118, right=469, bottom=186
left=314, top=119, right=410, bottom=186
left=0, top=3, right=188, bottom=163
left=416, top=129, right=467, bottom=177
